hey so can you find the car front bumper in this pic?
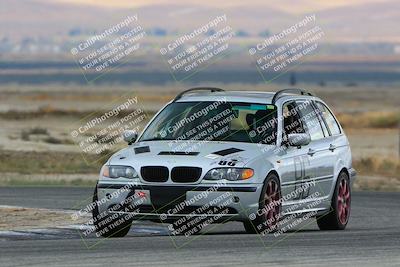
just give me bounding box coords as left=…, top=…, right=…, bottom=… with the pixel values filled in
left=96, top=182, right=263, bottom=222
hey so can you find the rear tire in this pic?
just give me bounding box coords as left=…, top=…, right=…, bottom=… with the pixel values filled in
left=317, top=171, right=351, bottom=230
left=92, top=184, right=132, bottom=238
left=243, top=173, right=281, bottom=234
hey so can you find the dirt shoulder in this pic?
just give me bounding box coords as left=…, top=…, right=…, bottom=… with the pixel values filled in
left=0, top=206, right=89, bottom=231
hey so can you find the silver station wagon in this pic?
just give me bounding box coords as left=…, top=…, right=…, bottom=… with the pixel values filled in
left=92, top=88, right=356, bottom=237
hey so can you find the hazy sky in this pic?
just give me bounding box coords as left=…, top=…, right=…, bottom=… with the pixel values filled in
left=1, top=0, right=397, bottom=42
left=47, top=0, right=391, bottom=13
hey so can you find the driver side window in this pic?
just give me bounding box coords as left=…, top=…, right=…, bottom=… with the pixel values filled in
left=282, top=101, right=306, bottom=137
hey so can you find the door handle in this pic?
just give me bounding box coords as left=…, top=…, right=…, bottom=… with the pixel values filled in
left=307, top=148, right=316, bottom=156
left=329, top=144, right=336, bottom=152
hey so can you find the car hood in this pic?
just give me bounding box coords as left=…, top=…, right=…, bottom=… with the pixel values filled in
left=108, top=140, right=268, bottom=169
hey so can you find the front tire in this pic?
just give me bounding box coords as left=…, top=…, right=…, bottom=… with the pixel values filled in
left=317, top=171, right=351, bottom=230
left=92, top=184, right=132, bottom=238
left=243, top=173, right=281, bottom=234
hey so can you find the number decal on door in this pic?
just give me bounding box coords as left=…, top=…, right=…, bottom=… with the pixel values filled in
left=293, top=155, right=311, bottom=199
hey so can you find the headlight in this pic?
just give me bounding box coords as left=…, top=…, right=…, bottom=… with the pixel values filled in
left=204, top=168, right=254, bottom=181
left=102, top=165, right=138, bottom=179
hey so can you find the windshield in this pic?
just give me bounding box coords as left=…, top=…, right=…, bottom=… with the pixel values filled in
left=139, top=101, right=277, bottom=144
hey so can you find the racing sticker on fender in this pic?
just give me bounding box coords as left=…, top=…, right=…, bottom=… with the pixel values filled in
left=210, top=156, right=248, bottom=166
left=218, top=159, right=238, bottom=166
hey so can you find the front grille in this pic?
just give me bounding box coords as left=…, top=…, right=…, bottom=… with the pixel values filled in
left=141, top=166, right=169, bottom=182
left=171, top=167, right=202, bottom=183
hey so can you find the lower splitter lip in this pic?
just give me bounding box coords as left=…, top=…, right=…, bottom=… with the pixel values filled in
left=97, top=183, right=258, bottom=192
left=108, top=210, right=240, bottom=222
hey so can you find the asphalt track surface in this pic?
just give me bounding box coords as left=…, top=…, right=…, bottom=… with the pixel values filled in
left=1, top=187, right=399, bottom=267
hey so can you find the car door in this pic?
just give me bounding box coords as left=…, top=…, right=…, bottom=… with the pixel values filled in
left=296, top=100, right=336, bottom=200
left=278, top=100, right=313, bottom=205
left=313, top=101, right=347, bottom=197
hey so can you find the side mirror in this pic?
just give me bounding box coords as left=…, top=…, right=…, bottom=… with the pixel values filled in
left=287, top=133, right=311, bottom=147
left=122, top=130, right=138, bottom=145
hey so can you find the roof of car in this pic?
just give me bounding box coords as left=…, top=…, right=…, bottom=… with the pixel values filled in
left=175, top=90, right=316, bottom=104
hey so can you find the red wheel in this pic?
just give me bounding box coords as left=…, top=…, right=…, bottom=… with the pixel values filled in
left=264, top=179, right=281, bottom=229
left=243, top=173, right=281, bottom=234
left=337, top=178, right=351, bottom=225
left=317, top=171, right=351, bottom=230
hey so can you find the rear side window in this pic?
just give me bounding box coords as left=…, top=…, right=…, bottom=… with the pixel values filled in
left=315, top=101, right=341, bottom=135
